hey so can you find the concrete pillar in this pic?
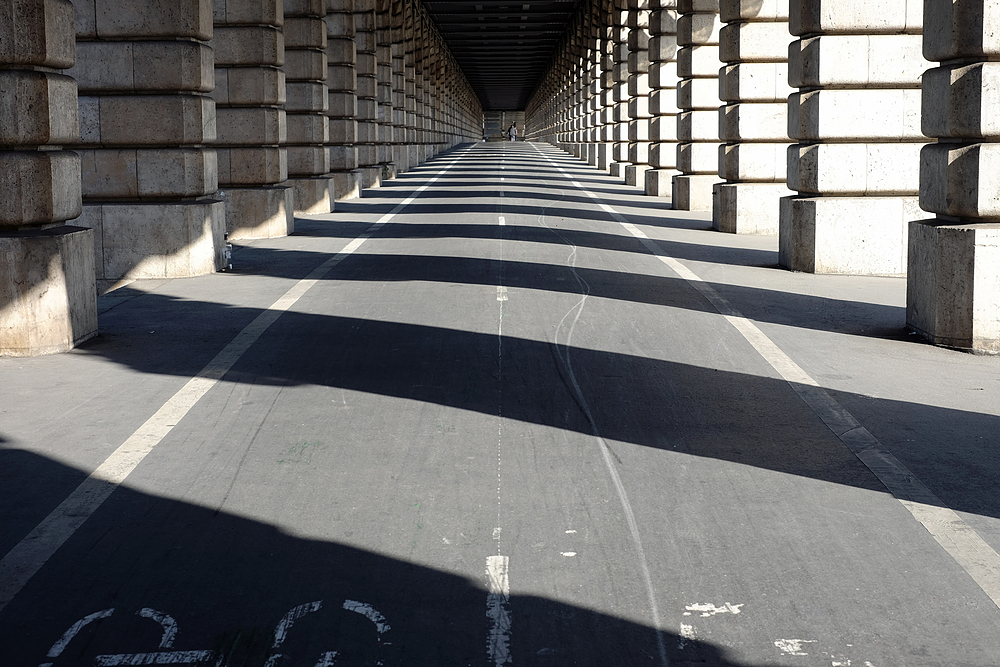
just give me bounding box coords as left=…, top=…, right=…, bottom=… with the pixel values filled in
left=71, top=0, right=225, bottom=284
left=672, top=0, right=722, bottom=210
left=356, top=0, right=383, bottom=186
left=597, top=4, right=617, bottom=170
left=284, top=0, right=332, bottom=214
left=375, top=0, right=396, bottom=177
left=645, top=0, right=680, bottom=196
left=906, top=0, right=1000, bottom=352
left=213, top=0, right=294, bottom=239
left=712, top=0, right=792, bottom=233
left=585, top=12, right=603, bottom=166
left=390, top=2, right=408, bottom=172
left=780, top=1, right=926, bottom=274
left=610, top=3, right=630, bottom=177
left=625, top=0, right=652, bottom=187
left=1, top=0, right=96, bottom=356
left=326, top=0, right=362, bottom=199
left=403, top=0, right=419, bottom=167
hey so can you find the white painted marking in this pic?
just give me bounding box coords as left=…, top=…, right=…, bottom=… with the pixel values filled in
left=496, top=286, right=508, bottom=301
left=532, top=142, right=1000, bottom=612
left=94, top=650, right=213, bottom=665
left=272, top=601, right=322, bottom=648
left=498, top=215, right=505, bottom=226
left=683, top=602, right=743, bottom=617
left=314, top=652, right=339, bottom=667
left=493, top=527, right=501, bottom=540
left=486, top=555, right=511, bottom=666
left=342, top=600, right=391, bottom=636
left=560, top=552, right=577, bottom=557
left=678, top=623, right=696, bottom=649
left=565, top=529, right=577, bottom=534
left=138, top=608, right=177, bottom=649
left=774, top=639, right=816, bottom=656
left=0, top=147, right=475, bottom=614
left=44, top=608, right=114, bottom=660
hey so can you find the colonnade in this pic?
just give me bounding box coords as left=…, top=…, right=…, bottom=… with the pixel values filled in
left=0, top=0, right=482, bottom=356
left=525, top=0, right=1000, bottom=354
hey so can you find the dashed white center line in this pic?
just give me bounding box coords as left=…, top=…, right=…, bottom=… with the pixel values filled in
left=486, top=555, right=511, bottom=666
left=496, top=286, right=508, bottom=301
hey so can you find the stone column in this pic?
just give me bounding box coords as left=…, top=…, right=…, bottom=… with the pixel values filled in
left=403, top=0, right=419, bottom=167
left=672, top=0, right=721, bottom=210
left=597, top=5, right=616, bottom=169
left=213, top=0, right=293, bottom=239
left=625, top=0, right=652, bottom=187
left=713, top=0, right=792, bottom=233
left=610, top=2, right=630, bottom=177
left=780, top=1, right=926, bottom=274
left=390, top=1, right=408, bottom=172
left=356, top=0, right=383, bottom=186
left=284, top=0, right=331, bottom=214
left=1, top=0, right=96, bottom=356
left=326, top=0, right=361, bottom=199
left=375, top=0, right=396, bottom=177
left=71, top=0, right=225, bottom=284
left=645, top=0, right=680, bottom=196
left=585, top=9, right=603, bottom=166
left=907, top=0, right=1000, bottom=352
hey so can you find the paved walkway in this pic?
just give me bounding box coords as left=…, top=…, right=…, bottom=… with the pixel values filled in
left=2, top=142, right=999, bottom=666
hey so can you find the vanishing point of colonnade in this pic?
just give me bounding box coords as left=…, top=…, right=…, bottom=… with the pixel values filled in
left=1, top=0, right=998, bottom=357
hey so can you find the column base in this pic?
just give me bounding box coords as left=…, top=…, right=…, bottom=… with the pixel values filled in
left=79, top=198, right=226, bottom=281
left=393, top=146, right=410, bottom=173
left=359, top=166, right=382, bottom=189
left=408, top=145, right=420, bottom=168
left=625, top=165, right=650, bottom=187
left=0, top=226, right=97, bottom=357
left=596, top=144, right=610, bottom=171
left=672, top=174, right=718, bottom=211
left=609, top=162, right=628, bottom=178
left=331, top=170, right=362, bottom=200
left=221, top=185, right=294, bottom=240
left=290, top=177, right=333, bottom=215
left=713, top=182, right=791, bottom=235
left=907, top=219, right=1000, bottom=354
left=645, top=169, right=679, bottom=197
left=779, top=195, right=919, bottom=275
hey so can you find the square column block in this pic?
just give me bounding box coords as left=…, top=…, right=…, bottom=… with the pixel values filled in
left=0, top=150, right=81, bottom=226
left=650, top=142, right=678, bottom=169
left=788, top=89, right=922, bottom=141
left=720, top=62, right=791, bottom=102
left=646, top=168, right=679, bottom=196
left=81, top=147, right=219, bottom=197
left=920, top=142, right=1000, bottom=219
left=789, top=35, right=926, bottom=88
left=788, top=142, right=922, bottom=195
left=719, top=142, right=788, bottom=180
left=626, top=164, right=651, bottom=188
left=921, top=62, right=1000, bottom=139
left=290, top=176, right=332, bottom=214
left=0, top=226, right=97, bottom=356
left=213, top=67, right=285, bottom=106
left=79, top=199, right=226, bottom=281
left=678, top=140, right=719, bottom=171
left=0, top=71, right=78, bottom=144
left=217, top=146, right=286, bottom=185
left=220, top=185, right=293, bottom=239
left=331, top=170, right=362, bottom=200
left=778, top=195, right=919, bottom=274
left=678, top=110, right=719, bottom=141
left=713, top=181, right=789, bottom=234
left=673, top=173, right=718, bottom=210
left=789, top=0, right=921, bottom=35
left=906, top=220, right=1000, bottom=353
left=719, top=21, right=792, bottom=61
left=720, top=102, right=787, bottom=140
left=678, top=77, right=722, bottom=109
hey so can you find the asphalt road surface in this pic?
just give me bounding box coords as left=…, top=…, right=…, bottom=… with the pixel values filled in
left=2, top=142, right=1000, bottom=666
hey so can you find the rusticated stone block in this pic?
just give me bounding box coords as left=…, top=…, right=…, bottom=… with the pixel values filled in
left=213, top=26, right=284, bottom=66
left=286, top=113, right=328, bottom=143
left=71, top=40, right=214, bottom=92
left=713, top=182, right=789, bottom=233
left=789, top=0, right=921, bottom=36
left=213, top=0, right=282, bottom=26
left=0, top=150, right=81, bottom=226
left=0, top=226, right=97, bottom=356
left=284, top=49, right=328, bottom=80
left=788, top=35, right=926, bottom=88
left=217, top=146, right=287, bottom=184
left=283, top=16, right=327, bottom=48
left=220, top=185, right=293, bottom=239
left=788, top=89, right=922, bottom=141
left=78, top=94, right=217, bottom=145
left=0, top=71, right=78, bottom=145
left=0, top=0, right=74, bottom=68
left=921, top=63, right=1000, bottom=140
left=920, top=143, right=1000, bottom=220
left=78, top=198, right=226, bottom=280
left=75, top=0, right=213, bottom=41
left=213, top=66, right=285, bottom=106
left=216, top=107, right=286, bottom=144
left=80, top=147, right=218, bottom=198
left=788, top=142, right=921, bottom=195
left=907, top=219, right=1000, bottom=352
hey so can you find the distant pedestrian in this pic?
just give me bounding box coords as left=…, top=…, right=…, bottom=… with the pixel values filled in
left=508, top=124, right=517, bottom=141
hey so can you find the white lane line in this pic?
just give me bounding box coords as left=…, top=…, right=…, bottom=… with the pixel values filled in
left=486, top=555, right=511, bottom=666
left=498, top=215, right=505, bottom=226
left=531, top=143, right=1000, bottom=611
left=0, top=147, right=474, bottom=615
left=496, top=286, right=508, bottom=302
